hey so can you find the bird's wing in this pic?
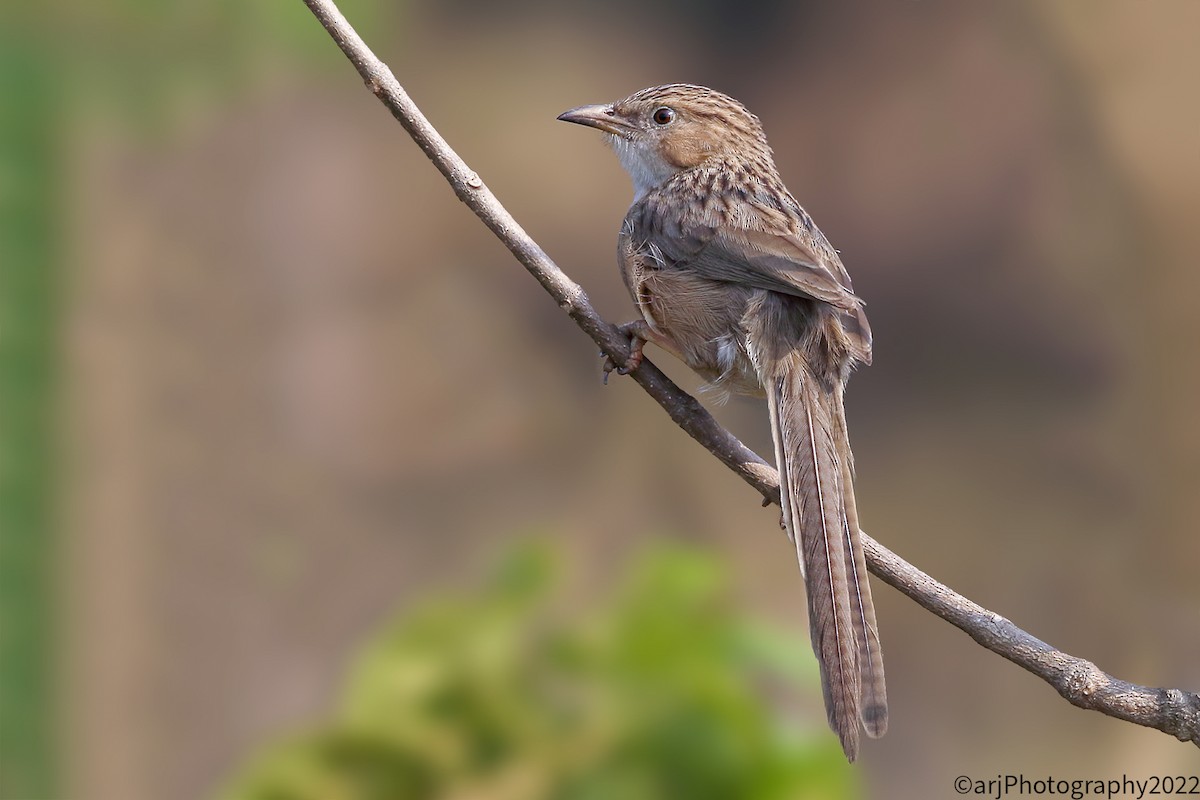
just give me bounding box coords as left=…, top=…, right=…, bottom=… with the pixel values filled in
left=656, top=221, right=873, bottom=364
left=685, top=226, right=860, bottom=311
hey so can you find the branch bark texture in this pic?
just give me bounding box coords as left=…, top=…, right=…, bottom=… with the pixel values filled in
left=301, top=0, right=1200, bottom=750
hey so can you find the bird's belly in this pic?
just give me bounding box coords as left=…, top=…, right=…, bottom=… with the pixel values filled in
left=636, top=267, right=764, bottom=398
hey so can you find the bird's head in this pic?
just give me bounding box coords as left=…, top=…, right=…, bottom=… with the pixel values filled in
left=558, top=84, right=773, bottom=199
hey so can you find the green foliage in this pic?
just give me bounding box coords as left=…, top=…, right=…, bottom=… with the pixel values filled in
left=221, top=541, right=856, bottom=800
left=0, top=30, right=61, bottom=800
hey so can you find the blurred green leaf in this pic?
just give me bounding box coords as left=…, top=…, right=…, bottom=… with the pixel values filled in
left=0, top=29, right=62, bottom=800
left=221, top=539, right=856, bottom=800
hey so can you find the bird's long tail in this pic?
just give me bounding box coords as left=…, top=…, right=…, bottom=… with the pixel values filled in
left=765, top=356, right=887, bottom=760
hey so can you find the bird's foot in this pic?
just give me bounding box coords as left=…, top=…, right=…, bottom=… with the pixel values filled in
left=602, top=320, right=652, bottom=384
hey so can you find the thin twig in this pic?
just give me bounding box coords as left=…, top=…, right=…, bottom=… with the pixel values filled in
left=300, top=0, right=1200, bottom=749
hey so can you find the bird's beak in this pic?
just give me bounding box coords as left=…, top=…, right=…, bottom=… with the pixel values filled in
left=557, top=103, right=633, bottom=137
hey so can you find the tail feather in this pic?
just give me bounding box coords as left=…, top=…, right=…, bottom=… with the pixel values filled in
left=767, top=365, right=861, bottom=760
left=832, top=392, right=888, bottom=738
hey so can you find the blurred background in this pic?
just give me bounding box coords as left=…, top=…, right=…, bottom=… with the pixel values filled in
left=2, top=0, right=1198, bottom=798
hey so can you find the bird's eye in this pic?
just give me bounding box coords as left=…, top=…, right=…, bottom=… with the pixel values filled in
left=652, top=106, right=675, bottom=126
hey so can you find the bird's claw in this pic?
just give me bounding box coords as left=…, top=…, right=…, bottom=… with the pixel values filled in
left=601, top=321, right=648, bottom=383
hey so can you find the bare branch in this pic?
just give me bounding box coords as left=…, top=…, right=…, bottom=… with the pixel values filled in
left=300, top=0, right=1200, bottom=750
left=864, top=537, right=1199, bottom=745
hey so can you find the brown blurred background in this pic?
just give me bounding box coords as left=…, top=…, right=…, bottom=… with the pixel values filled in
left=2, top=0, right=1197, bottom=798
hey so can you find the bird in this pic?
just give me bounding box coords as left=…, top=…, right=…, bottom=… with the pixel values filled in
left=558, top=84, right=886, bottom=760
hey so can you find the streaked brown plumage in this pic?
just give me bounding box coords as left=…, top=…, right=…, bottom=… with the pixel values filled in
left=559, top=84, right=886, bottom=760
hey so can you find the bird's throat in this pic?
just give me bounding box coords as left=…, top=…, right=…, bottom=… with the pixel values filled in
left=610, top=135, right=677, bottom=202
